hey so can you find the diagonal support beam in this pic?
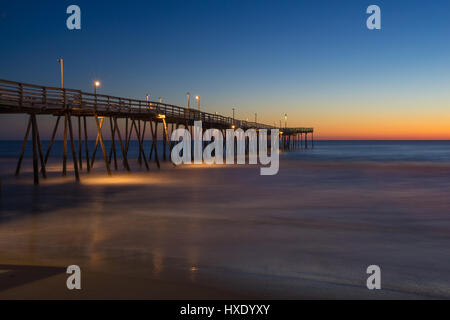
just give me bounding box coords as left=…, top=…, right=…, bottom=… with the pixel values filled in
left=94, top=115, right=111, bottom=175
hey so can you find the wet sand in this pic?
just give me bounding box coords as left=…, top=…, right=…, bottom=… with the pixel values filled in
left=1, top=157, right=450, bottom=299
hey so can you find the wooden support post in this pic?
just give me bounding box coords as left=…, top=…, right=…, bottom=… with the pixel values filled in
left=138, top=119, right=142, bottom=165
left=163, top=121, right=167, bottom=161
left=15, top=116, right=32, bottom=176
left=32, top=114, right=47, bottom=179
left=44, top=116, right=61, bottom=165
left=31, top=114, right=39, bottom=185
left=108, top=116, right=118, bottom=170
left=63, top=113, right=68, bottom=176
left=94, top=115, right=111, bottom=175
left=90, top=117, right=104, bottom=168
left=67, top=113, right=80, bottom=182
left=78, top=116, right=83, bottom=170
left=162, top=118, right=172, bottom=157
left=125, top=117, right=129, bottom=148
left=312, top=132, right=314, bottom=148
left=125, top=118, right=134, bottom=158
left=83, top=116, right=90, bottom=172
left=113, top=117, right=130, bottom=171
left=132, top=120, right=149, bottom=170
left=149, top=121, right=154, bottom=160
left=140, top=120, right=147, bottom=151
left=149, top=120, right=160, bottom=168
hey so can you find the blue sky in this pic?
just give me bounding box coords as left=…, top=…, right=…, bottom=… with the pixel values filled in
left=1, top=0, right=450, bottom=139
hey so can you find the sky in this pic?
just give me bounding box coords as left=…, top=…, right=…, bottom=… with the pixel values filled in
left=1, top=0, right=450, bottom=139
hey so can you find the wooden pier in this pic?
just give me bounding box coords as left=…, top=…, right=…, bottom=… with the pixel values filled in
left=0, top=79, right=314, bottom=184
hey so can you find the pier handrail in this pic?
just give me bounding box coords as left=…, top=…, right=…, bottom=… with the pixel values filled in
left=0, top=79, right=313, bottom=133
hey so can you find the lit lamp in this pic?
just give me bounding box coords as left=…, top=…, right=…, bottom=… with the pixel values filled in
left=94, top=81, right=101, bottom=95
left=195, top=95, right=200, bottom=110
left=146, top=93, right=153, bottom=109
left=93, top=81, right=101, bottom=106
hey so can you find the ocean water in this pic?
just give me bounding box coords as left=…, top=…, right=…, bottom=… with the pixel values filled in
left=2, top=140, right=450, bottom=163
left=2, top=139, right=450, bottom=298
left=283, top=140, right=450, bottom=163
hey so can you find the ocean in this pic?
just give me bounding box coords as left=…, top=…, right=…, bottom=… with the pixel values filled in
left=1, top=140, right=450, bottom=299
left=283, top=140, right=450, bottom=162
left=2, top=140, right=450, bottom=163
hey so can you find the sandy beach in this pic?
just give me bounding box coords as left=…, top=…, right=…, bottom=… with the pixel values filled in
left=1, top=153, right=450, bottom=299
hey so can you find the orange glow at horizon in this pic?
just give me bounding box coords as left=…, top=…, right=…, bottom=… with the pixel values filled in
left=313, top=114, right=450, bottom=140
left=255, top=98, right=450, bottom=140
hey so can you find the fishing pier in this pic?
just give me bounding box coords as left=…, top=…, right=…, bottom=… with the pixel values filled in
left=0, top=79, right=314, bottom=184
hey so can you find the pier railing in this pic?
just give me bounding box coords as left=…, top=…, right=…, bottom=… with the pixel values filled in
left=0, top=79, right=287, bottom=130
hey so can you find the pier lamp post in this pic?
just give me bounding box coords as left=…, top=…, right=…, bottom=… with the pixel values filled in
left=94, top=81, right=100, bottom=106
left=186, top=92, right=191, bottom=109
left=195, top=95, right=200, bottom=110
left=232, top=107, right=235, bottom=124
left=285, top=114, right=287, bottom=128
left=146, top=93, right=154, bottom=109
left=94, top=81, right=100, bottom=95
left=57, top=58, right=64, bottom=88
left=255, top=113, right=257, bottom=124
